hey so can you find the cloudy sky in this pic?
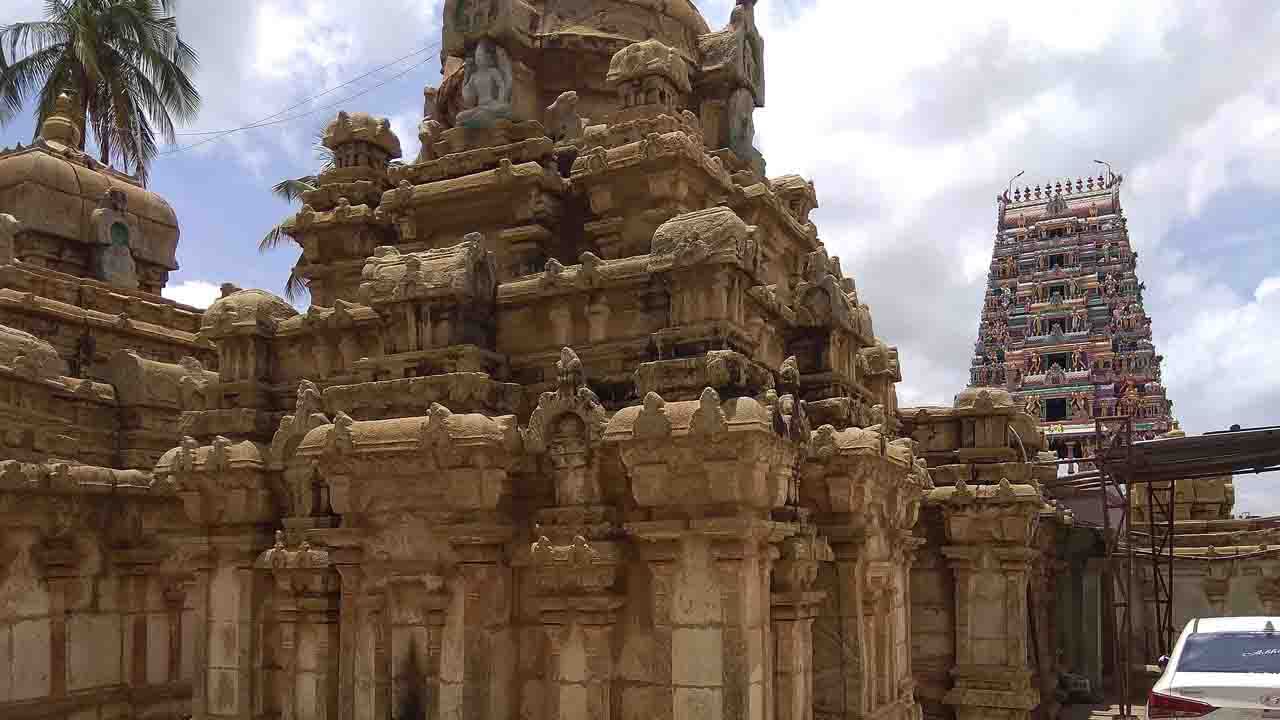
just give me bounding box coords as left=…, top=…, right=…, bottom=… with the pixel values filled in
left=2, top=1, right=1278, bottom=512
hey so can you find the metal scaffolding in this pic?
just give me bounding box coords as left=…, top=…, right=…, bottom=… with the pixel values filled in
left=1043, top=421, right=1280, bottom=719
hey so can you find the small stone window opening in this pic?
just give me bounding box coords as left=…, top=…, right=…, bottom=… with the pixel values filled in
left=1048, top=254, right=1065, bottom=269
left=1045, top=398, right=1068, bottom=421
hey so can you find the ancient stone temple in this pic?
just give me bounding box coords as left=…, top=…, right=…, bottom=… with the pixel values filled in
left=0, top=3, right=1080, bottom=720
left=975, top=175, right=1176, bottom=458
left=0, top=90, right=214, bottom=720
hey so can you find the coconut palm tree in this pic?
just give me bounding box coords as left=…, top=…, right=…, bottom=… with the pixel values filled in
left=0, top=0, right=200, bottom=182
left=260, top=141, right=334, bottom=302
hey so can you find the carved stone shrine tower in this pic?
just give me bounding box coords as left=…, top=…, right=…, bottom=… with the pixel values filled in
left=0, top=3, right=1082, bottom=720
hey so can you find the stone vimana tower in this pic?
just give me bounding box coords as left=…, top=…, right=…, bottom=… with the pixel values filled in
left=975, top=174, right=1177, bottom=460
left=0, top=3, right=1089, bottom=720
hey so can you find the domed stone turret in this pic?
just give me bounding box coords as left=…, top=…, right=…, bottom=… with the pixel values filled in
left=0, top=90, right=180, bottom=292
left=322, top=111, right=402, bottom=169
left=201, top=286, right=299, bottom=333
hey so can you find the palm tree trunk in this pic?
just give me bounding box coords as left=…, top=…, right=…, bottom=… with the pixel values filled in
left=78, top=78, right=90, bottom=153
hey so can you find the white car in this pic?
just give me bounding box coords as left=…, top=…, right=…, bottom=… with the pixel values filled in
left=1148, top=616, right=1280, bottom=718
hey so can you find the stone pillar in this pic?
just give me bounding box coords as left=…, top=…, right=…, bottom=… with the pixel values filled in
left=522, top=535, right=624, bottom=719
left=606, top=386, right=809, bottom=720
left=934, top=480, right=1043, bottom=720
left=811, top=525, right=869, bottom=719
left=35, top=538, right=81, bottom=701
left=205, top=544, right=272, bottom=720
left=154, top=436, right=283, bottom=720
left=801, top=424, right=931, bottom=720
left=771, top=533, right=831, bottom=720
left=1258, top=566, right=1280, bottom=615
left=1081, top=559, right=1104, bottom=697
left=618, top=532, right=679, bottom=720
left=257, top=538, right=340, bottom=720
left=710, top=521, right=779, bottom=720
left=523, top=348, right=619, bottom=719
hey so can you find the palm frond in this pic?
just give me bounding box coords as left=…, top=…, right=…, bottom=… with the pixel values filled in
left=0, top=0, right=199, bottom=177
left=259, top=224, right=285, bottom=252
left=284, top=267, right=309, bottom=303
left=271, top=176, right=318, bottom=203
left=0, top=43, right=65, bottom=124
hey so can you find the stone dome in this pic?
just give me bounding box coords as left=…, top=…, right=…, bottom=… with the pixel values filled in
left=0, top=92, right=179, bottom=274
left=0, top=323, right=68, bottom=379
left=0, top=147, right=180, bottom=270
left=201, top=288, right=299, bottom=330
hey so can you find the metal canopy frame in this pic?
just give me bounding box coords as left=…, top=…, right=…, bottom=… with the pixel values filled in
left=1042, top=422, right=1280, bottom=719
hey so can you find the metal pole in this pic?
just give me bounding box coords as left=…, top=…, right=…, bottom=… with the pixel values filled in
left=1094, top=159, right=1115, bottom=186
left=1006, top=169, right=1025, bottom=199
left=1122, top=416, right=1135, bottom=718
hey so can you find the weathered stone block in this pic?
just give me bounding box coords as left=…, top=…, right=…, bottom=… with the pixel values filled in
left=67, top=613, right=121, bottom=690
left=672, top=627, right=723, bottom=687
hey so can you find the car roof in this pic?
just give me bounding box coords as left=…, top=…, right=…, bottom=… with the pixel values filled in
left=1185, top=616, right=1280, bottom=634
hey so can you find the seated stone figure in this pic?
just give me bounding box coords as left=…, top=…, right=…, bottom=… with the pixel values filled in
left=456, top=39, right=513, bottom=129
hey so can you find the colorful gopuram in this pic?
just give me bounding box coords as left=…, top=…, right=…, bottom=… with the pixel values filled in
left=973, top=174, right=1174, bottom=465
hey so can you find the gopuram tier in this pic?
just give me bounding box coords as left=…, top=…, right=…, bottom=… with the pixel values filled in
left=972, top=174, right=1175, bottom=462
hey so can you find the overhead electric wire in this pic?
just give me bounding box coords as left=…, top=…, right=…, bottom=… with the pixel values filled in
left=172, top=43, right=438, bottom=137
left=159, top=41, right=440, bottom=156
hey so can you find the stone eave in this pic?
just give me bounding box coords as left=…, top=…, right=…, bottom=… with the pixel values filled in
left=0, top=262, right=204, bottom=328
left=604, top=392, right=777, bottom=443
left=391, top=136, right=554, bottom=187
left=380, top=159, right=563, bottom=213
left=275, top=304, right=381, bottom=335
left=0, top=288, right=202, bottom=346
left=283, top=202, right=383, bottom=234
left=570, top=130, right=733, bottom=190
left=498, top=254, right=651, bottom=303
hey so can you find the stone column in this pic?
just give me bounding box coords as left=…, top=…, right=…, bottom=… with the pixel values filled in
left=801, top=424, right=931, bottom=720
left=154, top=436, right=283, bottom=720
left=34, top=536, right=81, bottom=701
left=709, top=520, right=780, bottom=720
left=522, top=535, right=624, bottom=719
left=811, top=525, right=869, bottom=719
left=1258, top=564, right=1280, bottom=615
left=204, top=543, right=272, bottom=720
left=771, top=533, right=831, bottom=720
left=934, top=480, right=1043, bottom=720
left=257, top=538, right=340, bottom=720
left=1081, top=559, right=1104, bottom=697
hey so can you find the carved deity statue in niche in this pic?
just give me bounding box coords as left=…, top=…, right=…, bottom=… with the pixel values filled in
left=91, top=189, right=139, bottom=289
left=457, top=38, right=513, bottom=128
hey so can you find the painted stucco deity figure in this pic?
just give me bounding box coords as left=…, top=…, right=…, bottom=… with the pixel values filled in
left=456, top=38, right=513, bottom=129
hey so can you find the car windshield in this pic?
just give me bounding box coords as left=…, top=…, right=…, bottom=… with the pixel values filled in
left=1177, top=632, right=1280, bottom=673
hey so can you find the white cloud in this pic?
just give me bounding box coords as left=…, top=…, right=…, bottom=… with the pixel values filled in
left=5, top=0, right=1277, bottom=512
left=1159, top=275, right=1280, bottom=514
left=163, top=280, right=222, bottom=309
left=749, top=0, right=1280, bottom=513
left=1257, top=276, right=1280, bottom=302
